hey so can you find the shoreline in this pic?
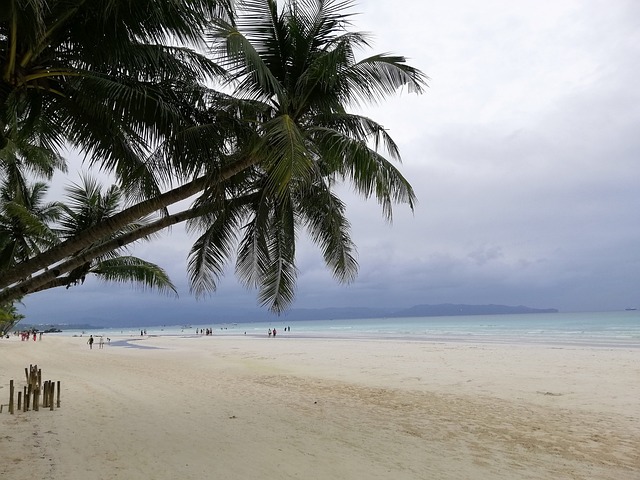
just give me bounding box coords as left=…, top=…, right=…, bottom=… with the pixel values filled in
left=35, top=329, right=640, bottom=350
left=16, top=310, right=640, bottom=350
left=1, top=334, right=638, bottom=479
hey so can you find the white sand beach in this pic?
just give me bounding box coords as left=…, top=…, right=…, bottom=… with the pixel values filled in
left=1, top=333, right=638, bottom=479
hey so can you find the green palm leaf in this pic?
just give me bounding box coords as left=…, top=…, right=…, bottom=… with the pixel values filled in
left=295, top=179, right=358, bottom=282
left=187, top=196, right=247, bottom=297
left=90, top=256, right=177, bottom=295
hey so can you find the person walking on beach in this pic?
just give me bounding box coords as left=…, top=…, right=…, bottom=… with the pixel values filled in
left=99, top=336, right=104, bottom=349
left=88, top=335, right=94, bottom=349
left=273, top=328, right=277, bottom=337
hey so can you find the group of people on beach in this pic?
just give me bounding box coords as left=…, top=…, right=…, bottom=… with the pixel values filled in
left=268, top=326, right=290, bottom=337
left=87, top=335, right=109, bottom=349
left=13, top=330, right=41, bottom=341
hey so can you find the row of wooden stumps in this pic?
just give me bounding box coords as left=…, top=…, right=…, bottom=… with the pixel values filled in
left=3, top=364, right=60, bottom=414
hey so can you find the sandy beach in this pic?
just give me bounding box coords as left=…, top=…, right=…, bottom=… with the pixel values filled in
left=1, top=333, right=638, bottom=479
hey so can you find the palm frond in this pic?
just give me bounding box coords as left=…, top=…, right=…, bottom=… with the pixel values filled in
left=256, top=194, right=297, bottom=313
left=89, top=256, right=177, bottom=296
left=340, top=53, right=429, bottom=106
left=310, top=113, right=401, bottom=161
left=311, top=126, right=416, bottom=219
left=235, top=181, right=275, bottom=290
left=260, top=114, right=313, bottom=197
left=187, top=202, right=243, bottom=297
left=209, top=17, right=285, bottom=102
left=295, top=179, right=358, bottom=282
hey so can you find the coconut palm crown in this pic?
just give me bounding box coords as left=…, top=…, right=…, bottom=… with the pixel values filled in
left=184, top=0, right=428, bottom=311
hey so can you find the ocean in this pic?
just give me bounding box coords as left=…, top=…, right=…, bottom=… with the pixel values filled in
left=60, top=310, right=640, bottom=348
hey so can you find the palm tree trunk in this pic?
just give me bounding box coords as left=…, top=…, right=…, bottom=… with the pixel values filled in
left=0, top=154, right=258, bottom=290
left=0, top=202, right=210, bottom=302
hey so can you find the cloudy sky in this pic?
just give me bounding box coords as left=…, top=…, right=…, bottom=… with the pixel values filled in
left=21, top=0, right=640, bottom=326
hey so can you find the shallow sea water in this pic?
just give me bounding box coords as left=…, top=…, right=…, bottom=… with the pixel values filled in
left=61, top=310, right=640, bottom=348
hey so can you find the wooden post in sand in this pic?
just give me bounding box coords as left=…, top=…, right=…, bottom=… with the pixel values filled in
left=17, top=391, right=22, bottom=411
left=42, top=381, right=48, bottom=408
left=23, top=386, right=27, bottom=412
left=56, top=381, right=60, bottom=408
left=8, top=380, right=14, bottom=414
left=49, top=382, right=55, bottom=411
left=28, top=365, right=37, bottom=390
left=33, top=385, right=39, bottom=411
left=26, top=384, right=31, bottom=411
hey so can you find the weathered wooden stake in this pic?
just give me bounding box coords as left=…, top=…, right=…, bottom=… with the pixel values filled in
left=17, top=391, right=22, bottom=411
left=26, top=384, right=31, bottom=411
left=56, top=381, right=60, bottom=408
left=9, top=380, right=14, bottom=414
left=23, top=386, right=27, bottom=412
left=49, top=382, right=54, bottom=411
left=33, top=388, right=39, bottom=411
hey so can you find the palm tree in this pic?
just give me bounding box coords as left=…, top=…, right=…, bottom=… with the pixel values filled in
left=184, top=0, right=428, bottom=311
left=0, top=299, right=24, bottom=335
left=0, top=0, right=427, bottom=313
left=34, top=175, right=177, bottom=295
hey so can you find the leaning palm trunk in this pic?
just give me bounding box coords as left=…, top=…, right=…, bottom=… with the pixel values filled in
left=0, top=154, right=258, bottom=292
left=0, top=176, right=207, bottom=288
left=0, top=203, right=210, bottom=301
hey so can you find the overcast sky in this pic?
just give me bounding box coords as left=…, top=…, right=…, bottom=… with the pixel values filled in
left=21, top=0, right=640, bottom=326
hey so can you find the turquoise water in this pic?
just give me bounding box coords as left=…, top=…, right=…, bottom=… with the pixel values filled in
left=62, top=311, right=640, bottom=348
